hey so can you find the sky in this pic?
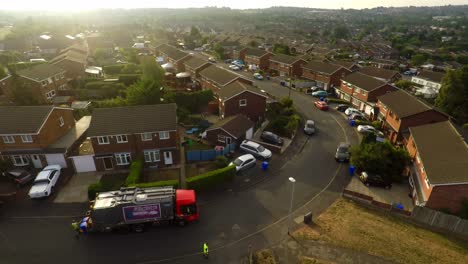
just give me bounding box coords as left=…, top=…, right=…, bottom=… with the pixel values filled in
left=1, top=0, right=468, bottom=11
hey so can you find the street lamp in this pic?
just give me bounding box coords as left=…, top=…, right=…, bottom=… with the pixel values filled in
left=287, top=177, right=296, bottom=235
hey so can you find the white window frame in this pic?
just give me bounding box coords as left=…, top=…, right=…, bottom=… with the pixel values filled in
left=59, top=116, right=64, bottom=127
left=141, top=133, right=152, bottom=141
left=115, top=153, right=131, bottom=165
left=97, top=136, right=109, bottom=145
left=239, top=99, right=247, bottom=107
left=45, top=90, right=56, bottom=99
left=21, top=135, right=33, bottom=143
left=11, top=155, right=29, bottom=166
left=159, top=131, right=170, bottom=140
left=116, top=134, right=128, bottom=143
left=2, top=135, right=15, bottom=144
left=218, top=134, right=226, bottom=143
left=144, top=150, right=161, bottom=163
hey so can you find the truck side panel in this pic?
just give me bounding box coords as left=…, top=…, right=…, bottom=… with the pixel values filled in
left=122, top=202, right=174, bottom=224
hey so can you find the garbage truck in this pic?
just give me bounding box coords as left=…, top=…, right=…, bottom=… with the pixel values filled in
left=86, top=186, right=198, bottom=232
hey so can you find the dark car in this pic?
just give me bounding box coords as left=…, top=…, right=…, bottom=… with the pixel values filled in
left=260, top=131, right=284, bottom=146
left=4, top=168, right=34, bottom=186
left=335, top=104, right=350, bottom=112
left=359, top=172, right=392, bottom=189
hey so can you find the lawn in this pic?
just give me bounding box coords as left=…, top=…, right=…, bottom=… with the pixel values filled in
left=99, top=173, right=127, bottom=190
left=295, top=199, right=468, bottom=264
left=143, top=168, right=180, bottom=182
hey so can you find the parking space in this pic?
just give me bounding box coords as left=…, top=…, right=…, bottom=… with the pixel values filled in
left=53, top=171, right=103, bottom=203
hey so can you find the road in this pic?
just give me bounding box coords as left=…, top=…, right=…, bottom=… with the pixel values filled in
left=0, top=55, right=359, bottom=264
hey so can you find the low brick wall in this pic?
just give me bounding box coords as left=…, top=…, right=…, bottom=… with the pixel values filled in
left=252, top=140, right=282, bottom=154
left=343, top=188, right=411, bottom=216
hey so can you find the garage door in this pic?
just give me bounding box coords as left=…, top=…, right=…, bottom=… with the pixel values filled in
left=45, top=154, right=68, bottom=168
left=245, top=127, right=253, bottom=139
left=71, top=155, right=96, bottom=173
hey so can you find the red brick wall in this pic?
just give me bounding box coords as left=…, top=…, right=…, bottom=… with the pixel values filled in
left=426, top=184, right=468, bottom=213
left=223, top=91, right=266, bottom=121
left=339, top=81, right=354, bottom=95
left=53, top=60, right=84, bottom=80
left=291, top=61, right=306, bottom=77
left=400, top=110, right=448, bottom=132
left=302, top=70, right=332, bottom=85
left=330, top=68, right=352, bottom=87
left=205, top=129, right=235, bottom=146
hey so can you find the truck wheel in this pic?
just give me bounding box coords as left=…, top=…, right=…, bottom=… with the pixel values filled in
left=132, top=224, right=145, bottom=233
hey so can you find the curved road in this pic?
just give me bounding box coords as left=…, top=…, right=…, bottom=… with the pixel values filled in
left=0, top=73, right=359, bottom=264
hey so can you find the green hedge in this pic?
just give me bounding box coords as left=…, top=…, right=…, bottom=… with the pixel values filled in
left=118, top=74, right=141, bottom=86
left=85, top=81, right=110, bottom=90
left=103, top=64, right=127, bottom=75
left=130, top=179, right=179, bottom=189
left=125, top=159, right=143, bottom=186
left=327, top=98, right=350, bottom=105
left=355, top=120, right=372, bottom=126
left=186, top=165, right=236, bottom=191
left=88, top=182, right=105, bottom=200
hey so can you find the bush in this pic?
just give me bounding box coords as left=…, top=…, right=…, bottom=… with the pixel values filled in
left=131, top=179, right=179, bottom=189
left=103, top=64, right=127, bottom=75
left=85, top=81, right=110, bottom=90
left=186, top=165, right=236, bottom=191
left=266, top=116, right=290, bottom=137
left=118, top=74, right=141, bottom=86
left=0, top=158, right=13, bottom=174
left=125, top=159, right=143, bottom=186
left=372, top=120, right=382, bottom=129
left=327, top=98, right=350, bottom=105
left=355, top=120, right=372, bottom=126
left=463, top=123, right=468, bottom=130
left=88, top=182, right=105, bottom=200
left=215, top=156, right=229, bottom=168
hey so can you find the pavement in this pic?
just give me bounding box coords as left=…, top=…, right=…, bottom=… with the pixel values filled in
left=0, top=55, right=361, bottom=264
left=53, top=172, right=103, bottom=203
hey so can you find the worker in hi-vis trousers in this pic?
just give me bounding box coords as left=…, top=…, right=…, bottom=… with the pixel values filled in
left=203, top=243, right=209, bottom=258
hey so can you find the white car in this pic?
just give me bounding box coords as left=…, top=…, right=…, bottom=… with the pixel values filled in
left=239, top=140, right=272, bottom=160
left=208, top=57, right=216, bottom=63
left=344, top=107, right=362, bottom=116
left=253, top=73, right=263, bottom=80
left=229, top=154, right=256, bottom=172
left=357, top=125, right=384, bottom=136
left=28, top=165, right=62, bottom=199
left=229, top=64, right=241, bottom=71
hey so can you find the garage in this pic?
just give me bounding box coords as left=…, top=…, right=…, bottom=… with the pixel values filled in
left=70, top=155, right=96, bottom=173
left=45, top=153, right=68, bottom=168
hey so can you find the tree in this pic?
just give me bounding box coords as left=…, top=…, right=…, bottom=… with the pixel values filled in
left=94, top=48, right=112, bottom=61
left=248, top=40, right=259, bottom=47
left=213, top=44, right=225, bottom=59
left=126, top=57, right=165, bottom=105
left=411, top=53, right=428, bottom=66
left=0, top=67, right=6, bottom=79
left=273, top=43, right=291, bottom=55
left=394, top=80, right=414, bottom=91
left=10, top=73, right=40, bottom=105
left=435, top=66, right=468, bottom=124
left=333, top=25, right=350, bottom=39
left=190, top=26, right=202, bottom=40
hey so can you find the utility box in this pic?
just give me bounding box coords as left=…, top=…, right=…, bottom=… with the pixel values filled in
left=304, top=212, right=313, bottom=224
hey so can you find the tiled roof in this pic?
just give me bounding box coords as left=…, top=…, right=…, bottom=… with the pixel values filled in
left=219, top=81, right=266, bottom=101
left=199, top=65, right=239, bottom=86
left=416, top=70, right=445, bottom=83
left=245, top=47, right=269, bottom=57
left=210, top=115, right=254, bottom=139
left=342, top=72, right=386, bottom=91
left=270, top=54, right=303, bottom=65
left=184, top=56, right=211, bottom=69
left=410, top=121, right=468, bottom=184
left=359, top=66, right=399, bottom=81
left=0, top=106, right=58, bottom=134
left=377, top=90, right=432, bottom=118
left=303, top=61, right=343, bottom=75
left=330, top=60, right=358, bottom=70
left=17, top=63, right=65, bottom=81
left=87, top=104, right=177, bottom=136
left=157, top=44, right=190, bottom=61
left=50, top=50, right=87, bottom=64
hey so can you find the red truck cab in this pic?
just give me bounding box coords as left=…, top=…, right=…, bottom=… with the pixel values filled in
left=175, top=189, right=199, bottom=223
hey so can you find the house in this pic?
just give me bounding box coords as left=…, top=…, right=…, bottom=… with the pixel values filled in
left=377, top=90, right=448, bottom=144
left=411, top=70, right=445, bottom=94
left=219, top=81, right=267, bottom=122
left=183, top=57, right=212, bottom=82
left=406, top=121, right=468, bottom=213
left=232, top=47, right=248, bottom=61
left=243, top=48, right=272, bottom=70
left=36, top=35, right=75, bottom=55
left=49, top=49, right=87, bottom=81
left=330, top=60, right=361, bottom=72
left=302, top=61, right=352, bottom=90
left=199, top=64, right=252, bottom=95
left=292, top=43, right=314, bottom=54
left=86, top=104, right=179, bottom=171
left=86, top=33, right=114, bottom=55
left=269, top=54, right=307, bottom=77
left=203, top=115, right=254, bottom=146
left=337, top=72, right=398, bottom=119
left=359, top=66, right=401, bottom=83
left=0, top=106, right=88, bottom=169
left=155, top=44, right=192, bottom=72
left=12, top=63, right=67, bottom=103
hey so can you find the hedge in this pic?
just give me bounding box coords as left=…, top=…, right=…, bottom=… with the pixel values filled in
left=327, top=98, right=350, bottom=105
left=130, top=179, right=179, bottom=189
left=118, top=74, right=141, bottom=86
left=88, top=182, right=105, bottom=200
left=85, top=81, right=110, bottom=90
left=125, top=159, right=143, bottom=186
left=186, top=165, right=236, bottom=191
left=103, top=64, right=127, bottom=75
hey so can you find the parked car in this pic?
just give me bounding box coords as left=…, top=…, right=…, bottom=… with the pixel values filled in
left=335, top=104, right=350, bottom=112
left=4, top=168, right=34, bottom=186
left=239, top=140, right=272, bottom=160
left=224, top=59, right=233, bottom=64
left=229, top=154, right=256, bottom=172
left=311, top=90, right=328, bottom=98
left=229, top=64, right=241, bottom=71
left=253, top=73, right=263, bottom=80
left=28, top=165, right=62, bottom=199
left=344, top=107, right=361, bottom=116
left=260, top=131, right=284, bottom=146
left=208, top=57, right=216, bottom=63
left=335, top=142, right=351, bottom=162
left=304, top=120, right=316, bottom=135
left=357, top=125, right=383, bottom=136
left=194, top=47, right=204, bottom=51
left=359, top=172, right=392, bottom=189
left=314, top=101, right=329, bottom=110
left=349, top=113, right=367, bottom=121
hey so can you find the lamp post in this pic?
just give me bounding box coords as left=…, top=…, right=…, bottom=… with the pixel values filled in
left=287, top=177, right=296, bottom=235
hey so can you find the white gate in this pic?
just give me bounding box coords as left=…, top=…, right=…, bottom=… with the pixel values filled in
left=45, top=154, right=67, bottom=168
left=71, top=155, right=96, bottom=173
left=245, top=127, right=253, bottom=139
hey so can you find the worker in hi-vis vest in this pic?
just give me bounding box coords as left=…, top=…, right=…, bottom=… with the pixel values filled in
left=203, top=243, right=209, bottom=258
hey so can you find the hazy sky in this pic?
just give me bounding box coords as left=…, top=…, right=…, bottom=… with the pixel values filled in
left=2, top=0, right=468, bottom=11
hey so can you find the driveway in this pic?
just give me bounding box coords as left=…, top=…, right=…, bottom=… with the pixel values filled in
left=53, top=172, right=102, bottom=203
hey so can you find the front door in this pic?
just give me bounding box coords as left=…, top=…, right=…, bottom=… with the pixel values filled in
left=164, top=151, right=173, bottom=165
left=225, top=137, right=232, bottom=145
left=30, top=154, right=42, bottom=168
left=103, top=157, right=113, bottom=170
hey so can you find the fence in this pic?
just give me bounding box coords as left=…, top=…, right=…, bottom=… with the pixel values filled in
left=186, top=143, right=236, bottom=162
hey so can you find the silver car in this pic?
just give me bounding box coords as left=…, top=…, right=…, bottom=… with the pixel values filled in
left=229, top=154, right=256, bottom=172
left=239, top=140, right=272, bottom=160
left=304, top=120, right=316, bottom=135
left=335, top=142, right=351, bottom=162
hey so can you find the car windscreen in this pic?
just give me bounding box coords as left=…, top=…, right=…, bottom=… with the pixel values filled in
left=33, top=179, right=50, bottom=185
left=338, top=146, right=348, bottom=153
left=307, top=123, right=315, bottom=128
left=233, top=159, right=243, bottom=166
left=257, top=145, right=265, bottom=152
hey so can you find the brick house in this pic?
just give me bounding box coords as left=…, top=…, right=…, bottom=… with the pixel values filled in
left=0, top=106, right=88, bottom=169
left=377, top=90, right=448, bottom=144
left=86, top=104, right=179, bottom=171
left=203, top=115, right=254, bottom=146
left=198, top=64, right=253, bottom=95
left=269, top=54, right=307, bottom=77
left=155, top=44, right=192, bottom=72
left=243, top=48, right=272, bottom=70
left=218, top=81, right=267, bottom=122
left=329, top=60, right=361, bottom=72
left=49, top=50, right=87, bottom=81
left=337, top=72, right=398, bottom=119
left=359, top=66, right=401, bottom=83
left=183, top=57, right=212, bottom=82
left=406, top=121, right=468, bottom=213
left=302, top=61, right=352, bottom=90
left=232, top=47, right=248, bottom=61
left=411, top=70, right=445, bottom=94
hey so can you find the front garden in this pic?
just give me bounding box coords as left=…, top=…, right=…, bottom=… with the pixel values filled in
left=265, top=97, right=301, bottom=138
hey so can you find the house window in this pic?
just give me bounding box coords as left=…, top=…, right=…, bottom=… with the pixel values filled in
left=55, top=75, right=60, bottom=81
left=11, top=155, right=29, bottom=166
left=21, top=135, right=33, bottom=143
left=159, top=131, right=170, bottom=140
left=116, top=135, right=128, bottom=143
left=141, top=133, right=152, bottom=141
left=45, top=90, right=56, bottom=99
left=239, top=99, right=247, bottom=106
left=59, top=116, right=64, bottom=127
left=41, top=80, right=47, bottom=86
left=97, top=136, right=109, bottom=145
left=2, top=135, right=15, bottom=144
left=144, top=150, right=160, bottom=163
left=424, top=175, right=430, bottom=189
left=115, top=153, right=131, bottom=165
left=218, top=134, right=226, bottom=143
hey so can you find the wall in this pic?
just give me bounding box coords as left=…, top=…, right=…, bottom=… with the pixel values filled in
left=223, top=91, right=266, bottom=122
left=400, top=110, right=448, bottom=132
left=426, top=185, right=468, bottom=213
left=53, top=60, right=85, bottom=80
left=367, top=84, right=397, bottom=103
left=339, top=81, right=354, bottom=95
left=205, top=128, right=235, bottom=146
